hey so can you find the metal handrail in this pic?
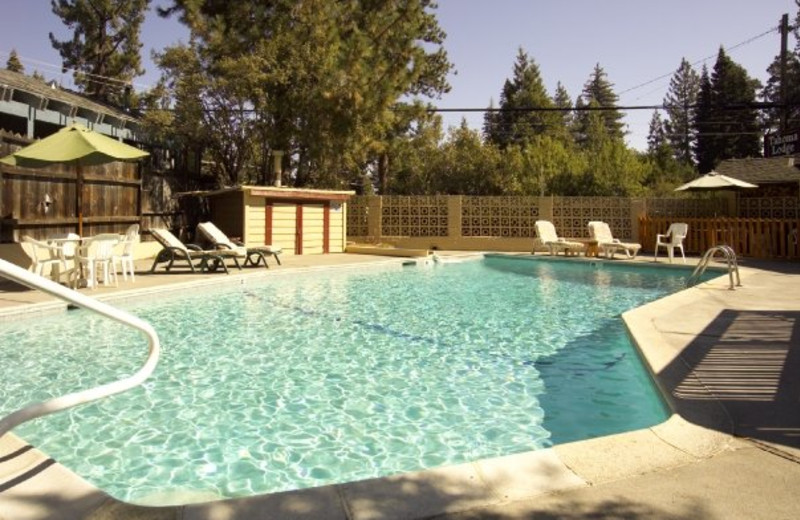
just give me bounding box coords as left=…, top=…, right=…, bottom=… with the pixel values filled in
left=688, top=245, right=741, bottom=290
left=0, top=258, right=160, bottom=437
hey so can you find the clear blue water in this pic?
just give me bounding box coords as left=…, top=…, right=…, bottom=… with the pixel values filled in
left=0, top=256, right=708, bottom=505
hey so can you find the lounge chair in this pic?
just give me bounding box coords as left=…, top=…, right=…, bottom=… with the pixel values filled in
left=149, top=228, right=242, bottom=274
left=654, top=222, right=688, bottom=264
left=534, top=220, right=585, bottom=256
left=587, top=221, right=641, bottom=259
left=196, top=221, right=282, bottom=268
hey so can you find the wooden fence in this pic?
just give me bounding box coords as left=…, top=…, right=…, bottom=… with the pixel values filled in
left=639, top=216, right=800, bottom=259
left=0, top=134, right=181, bottom=242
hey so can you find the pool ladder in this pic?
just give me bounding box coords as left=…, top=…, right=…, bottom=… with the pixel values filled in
left=0, top=258, right=160, bottom=437
left=688, top=245, right=741, bottom=290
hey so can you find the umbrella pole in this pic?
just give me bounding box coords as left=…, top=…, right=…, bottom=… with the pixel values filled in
left=76, top=162, right=83, bottom=236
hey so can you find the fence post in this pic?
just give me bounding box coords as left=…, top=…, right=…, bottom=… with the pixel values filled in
left=367, top=195, right=382, bottom=243
left=538, top=196, right=554, bottom=222
left=447, top=196, right=462, bottom=243
left=630, top=198, right=645, bottom=242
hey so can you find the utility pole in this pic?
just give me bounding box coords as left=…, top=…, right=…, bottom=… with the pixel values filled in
left=780, top=13, right=790, bottom=133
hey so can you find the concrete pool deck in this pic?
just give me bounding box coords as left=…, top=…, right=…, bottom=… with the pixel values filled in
left=1, top=252, right=798, bottom=519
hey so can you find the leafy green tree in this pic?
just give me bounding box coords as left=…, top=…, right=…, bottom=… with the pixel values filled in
left=158, top=0, right=452, bottom=190
left=644, top=110, right=693, bottom=192
left=5, top=49, right=24, bottom=73
left=436, top=121, right=503, bottom=195
left=575, top=63, right=626, bottom=146
left=49, top=0, right=148, bottom=107
left=663, top=58, right=700, bottom=166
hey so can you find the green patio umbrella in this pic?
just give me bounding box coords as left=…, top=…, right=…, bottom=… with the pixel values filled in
left=0, top=123, right=149, bottom=235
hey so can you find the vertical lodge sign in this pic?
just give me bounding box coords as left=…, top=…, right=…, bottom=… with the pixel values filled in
left=764, top=130, right=799, bottom=157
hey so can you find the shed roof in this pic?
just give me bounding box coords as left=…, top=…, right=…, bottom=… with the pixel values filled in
left=715, top=156, right=800, bottom=184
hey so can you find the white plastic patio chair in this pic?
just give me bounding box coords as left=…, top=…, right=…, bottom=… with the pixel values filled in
left=78, top=233, right=120, bottom=289
left=22, top=234, right=80, bottom=288
left=654, top=222, right=688, bottom=264
left=112, top=224, right=140, bottom=282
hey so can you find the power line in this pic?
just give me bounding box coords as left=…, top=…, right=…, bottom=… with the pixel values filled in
left=618, top=25, right=779, bottom=97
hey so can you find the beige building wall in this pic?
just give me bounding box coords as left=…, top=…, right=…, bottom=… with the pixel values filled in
left=272, top=203, right=297, bottom=255
left=243, top=194, right=266, bottom=246
left=329, top=202, right=346, bottom=253
left=302, top=204, right=324, bottom=254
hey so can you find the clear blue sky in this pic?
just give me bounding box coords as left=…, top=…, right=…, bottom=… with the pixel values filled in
left=0, top=0, right=796, bottom=150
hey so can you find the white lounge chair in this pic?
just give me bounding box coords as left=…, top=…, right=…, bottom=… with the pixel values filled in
left=587, top=221, right=641, bottom=259
left=654, top=222, right=688, bottom=264
left=196, top=221, right=282, bottom=268
left=534, top=220, right=585, bottom=256
left=149, top=228, right=241, bottom=274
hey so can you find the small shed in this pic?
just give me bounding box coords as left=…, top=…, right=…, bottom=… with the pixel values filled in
left=204, top=186, right=354, bottom=255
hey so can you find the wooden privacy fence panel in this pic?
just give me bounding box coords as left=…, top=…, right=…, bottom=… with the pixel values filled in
left=640, top=216, right=800, bottom=259
left=1, top=160, right=141, bottom=241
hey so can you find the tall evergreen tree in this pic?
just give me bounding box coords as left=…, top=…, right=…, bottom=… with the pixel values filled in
left=647, top=111, right=668, bottom=153
left=5, top=49, right=24, bottom=73
left=487, top=48, right=559, bottom=148
left=663, top=58, right=700, bottom=166
left=552, top=81, right=574, bottom=144
left=49, top=0, right=149, bottom=106
left=693, top=66, right=715, bottom=173
left=709, top=48, right=761, bottom=162
left=575, top=63, right=625, bottom=144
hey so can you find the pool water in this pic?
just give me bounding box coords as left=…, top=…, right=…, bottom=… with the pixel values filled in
left=0, top=256, right=704, bottom=504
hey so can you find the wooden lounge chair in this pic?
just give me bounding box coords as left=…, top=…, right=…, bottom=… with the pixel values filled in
left=196, top=221, right=282, bottom=268
left=534, top=220, right=585, bottom=256
left=587, top=221, right=641, bottom=259
left=149, top=228, right=241, bottom=274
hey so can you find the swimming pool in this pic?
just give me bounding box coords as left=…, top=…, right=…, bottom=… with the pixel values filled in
left=0, top=256, right=710, bottom=505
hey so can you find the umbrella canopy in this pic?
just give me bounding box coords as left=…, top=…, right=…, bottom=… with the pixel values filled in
left=674, top=171, right=758, bottom=192
left=0, top=123, right=149, bottom=236
left=0, top=123, right=148, bottom=167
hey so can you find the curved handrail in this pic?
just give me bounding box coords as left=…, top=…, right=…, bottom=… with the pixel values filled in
left=688, top=245, right=741, bottom=290
left=0, top=258, right=160, bottom=437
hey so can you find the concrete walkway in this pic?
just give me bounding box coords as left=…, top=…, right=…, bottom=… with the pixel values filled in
left=1, top=253, right=799, bottom=519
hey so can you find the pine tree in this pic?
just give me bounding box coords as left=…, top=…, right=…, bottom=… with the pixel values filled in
left=647, top=111, right=667, bottom=153
left=49, top=0, right=148, bottom=106
left=576, top=63, right=626, bottom=143
left=552, top=81, right=574, bottom=144
left=663, top=58, right=700, bottom=166
left=693, top=66, right=715, bottom=173
left=709, top=47, right=761, bottom=161
left=482, top=98, right=500, bottom=142
left=489, top=48, right=558, bottom=148
left=5, top=49, right=24, bottom=73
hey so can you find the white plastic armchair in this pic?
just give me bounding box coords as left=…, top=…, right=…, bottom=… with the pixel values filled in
left=654, top=222, right=688, bottom=264
left=78, top=233, right=120, bottom=288
left=112, top=224, right=140, bottom=282
left=22, top=234, right=80, bottom=288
